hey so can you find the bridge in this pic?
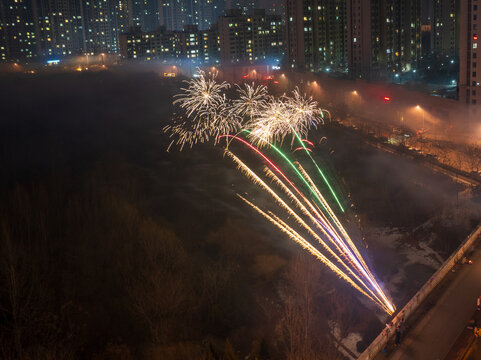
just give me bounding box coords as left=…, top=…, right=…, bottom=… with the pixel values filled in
left=358, top=224, right=481, bottom=360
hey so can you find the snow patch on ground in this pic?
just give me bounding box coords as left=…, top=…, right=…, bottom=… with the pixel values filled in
left=341, top=332, right=362, bottom=358
left=329, top=321, right=361, bottom=359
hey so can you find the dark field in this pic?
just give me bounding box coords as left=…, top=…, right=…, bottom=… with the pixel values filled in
left=0, top=70, right=479, bottom=360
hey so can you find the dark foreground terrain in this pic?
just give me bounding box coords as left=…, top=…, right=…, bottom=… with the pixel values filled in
left=0, top=69, right=479, bottom=360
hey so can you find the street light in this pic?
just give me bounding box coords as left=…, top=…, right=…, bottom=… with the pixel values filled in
left=416, top=105, right=425, bottom=131
left=351, top=90, right=361, bottom=106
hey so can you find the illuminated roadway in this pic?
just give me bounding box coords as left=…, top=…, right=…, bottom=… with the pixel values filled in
left=374, top=245, right=481, bottom=360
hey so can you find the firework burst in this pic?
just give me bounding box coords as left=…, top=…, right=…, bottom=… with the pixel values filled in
left=165, top=69, right=241, bottom=150
left=232, top=83, right=269, bottom=119
left=165, top=72, right=395, bottom=315
left=173, top=69, right=230, bottom=117
left=285, top=87, right=323, bottom=136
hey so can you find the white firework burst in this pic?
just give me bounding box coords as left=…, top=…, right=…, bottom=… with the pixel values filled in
left=232, top=83, right=269, bottom=120
left=173, top=69, right=230, bottom=118
left=285, top=87, right=323, bottom=137
left=166, top=69, right=241, bottom=150
left=167, top=74, right=326, bottom=150
left=247, top=96, right=293, bottom=146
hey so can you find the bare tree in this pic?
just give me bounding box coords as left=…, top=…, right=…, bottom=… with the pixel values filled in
left=276, top=255, right=321, bottom=360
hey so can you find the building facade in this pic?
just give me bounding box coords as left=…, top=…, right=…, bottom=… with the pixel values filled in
left=32, top=0, right=85, bottom=58
left=285, top=0, right=347, bottom=72
left=130, top=0, right=159, bottom=32
left=226, top=0, right=255, bottom=15
left=347, top=0, right=421, bottom=80
left=431, top=0, right=460, bottom=58
left=81, top=0, right=131, bottom=54
left=119, top=23, right=219, bottom=63
left=459, top=0, right=481, bottom=109
left=159, top=0, right=224, bottom=31
left=0, top=0, right=37, bottom=62
left=1, top=0, right=160, bottom=61
left=218, top=8, right=283, bottom=65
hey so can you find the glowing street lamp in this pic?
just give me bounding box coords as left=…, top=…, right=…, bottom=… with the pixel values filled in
left=351, top=90, right=362, bottom=105
left=416, top=105, right=425, bottom=130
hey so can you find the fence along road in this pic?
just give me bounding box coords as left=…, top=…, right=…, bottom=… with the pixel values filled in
left=358, top=223, right=481, bottom=360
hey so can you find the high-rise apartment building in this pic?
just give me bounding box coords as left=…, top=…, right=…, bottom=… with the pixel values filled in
left=159, top=1, right=183, bottom=31
left=32, top=0, right=85, bottom=58
left=218, top=9, right=251, bottom=63
left=196, top=0, right=224, bottom=30
left=259, top=0, right=285, bottom=16
left=0, top=0, right=37, bottom=62
left=159, top=0, right=224, bottom=31
left=347, top=0, right=421, bottom=80
left=431, top=0, right=460, bottom=58
left=459, top=0, right=481, bottom=108
left=286, top=0, right=347, bottom=72
left=131, top=0, right=159, bottom=31
left=218, top=8, right=283, bottom=64
left=118, top=23, right=219, bottom=62
left=81, top=0, right=130, bottom=54
left=226, top=0, right=255, bottom=15
left=421, top=24, right=431, bottom=56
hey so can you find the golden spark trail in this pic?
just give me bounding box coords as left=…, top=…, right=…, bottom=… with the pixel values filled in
left=236, top=194, right=391, bottom=313
left=262, top=167, right=388, bottom=308
left=168, top=71, right=395, bottom=315
left=297, top=163, right=394, bottom=313
left=264, top=166, right=358, bottom=272
left=264, top=167, right=344, bottom=254
left=225, top=136, right=394, bottom=314
left=297, top=162, right=372, bottom=268
left=226, top=143, right=394, bottom=313
left=268, top=211, right=393, bottom=315
left=227, top=151, right=376, bottom=296
left=296, top=162, right=363, bottom=267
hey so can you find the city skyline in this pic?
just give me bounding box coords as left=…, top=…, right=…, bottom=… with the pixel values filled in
left=1, top=1, right=481, bottom=359
left=0, top=0, right=477, bottom=102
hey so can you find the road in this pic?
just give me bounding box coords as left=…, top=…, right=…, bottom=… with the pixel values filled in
left=375, top=245, right=481, bottom=360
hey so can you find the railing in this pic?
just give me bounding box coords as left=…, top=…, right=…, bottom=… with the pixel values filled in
left=358, top=223, right=481, bottom=360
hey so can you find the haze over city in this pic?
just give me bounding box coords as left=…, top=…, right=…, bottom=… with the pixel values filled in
left=1, top=1, right=481, bottom=360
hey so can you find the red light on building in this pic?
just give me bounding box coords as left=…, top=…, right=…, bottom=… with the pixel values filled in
left=242, top=74, right=248, bottom=79
left=383, top=96, right=391, bottom=102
